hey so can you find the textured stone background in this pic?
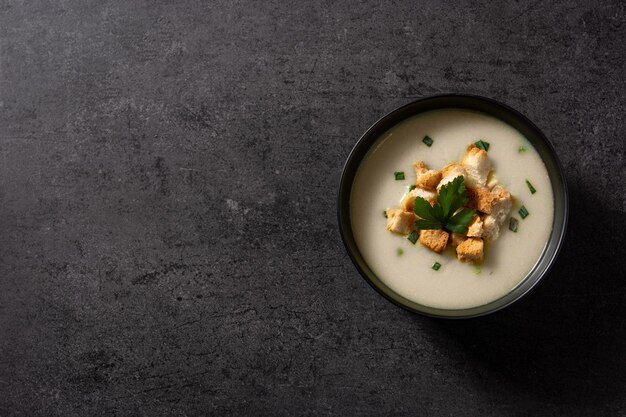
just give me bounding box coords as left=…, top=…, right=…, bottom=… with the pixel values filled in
left=1, top=0, right=625, bottom=416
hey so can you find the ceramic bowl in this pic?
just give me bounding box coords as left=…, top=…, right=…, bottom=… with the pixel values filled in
left=338, top=94, right=568, bottom=318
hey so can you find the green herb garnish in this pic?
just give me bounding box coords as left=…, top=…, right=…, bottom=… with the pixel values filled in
left=518, top=206, right=529, bottom=219
left=509, top=217, right=519, bottom=232
left=474, top=140, right=490, bottom=151
left=408, top=184, right=417, bottom=191
left=518, top=145, right=527, bottom=153
left=413, top=176, right=476, bottom=234
left=407, top=231, right=419, bottom=244
left=394, top=171, right=405, bottom=181
left=432, top=262, right=441, bottom=271
left=473, top=265, right=482, bottom=275
left=397, top=248, right=404, bottom=256
left=422, top=136, right=433, bottom=147
left=525, top=179, right=536, bottom=194
left=384, top=210, right=387, bottom=218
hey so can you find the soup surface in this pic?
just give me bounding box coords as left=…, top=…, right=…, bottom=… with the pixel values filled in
left=350, top=109, right=554, bottom=310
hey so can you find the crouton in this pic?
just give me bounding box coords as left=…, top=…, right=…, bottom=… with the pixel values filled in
left=386, top=208, right=416, bottom=235
left=401, top=187, right=437, bottom=212
left=462, top=144, right=491, bottom=189
left=456, top=237, right=484, bottom=263
left=486, top=171, right=499, bottom=189
left=466, top=215, right=483, bottom=238
left=451, top=232, right=467, bottom=248
left=489, top=185, right=513, bottom=224
left=413, top=161, right=442, bottom=190
left=437, top=163, right=467, bottom=190
left=481, top=215, right=500, bottom=241
left=417, top=171, right=443, bottom=190
left=419, top=229, right=449, bottom=253
left=441, top=163, right=466, bottom=178
left=466, top=185, right=512, bottom=220
left=466, top=187, right=494, bottom=213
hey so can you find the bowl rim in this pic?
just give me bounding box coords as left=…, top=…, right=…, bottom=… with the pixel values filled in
left=337, top=94, right=569, bottom=319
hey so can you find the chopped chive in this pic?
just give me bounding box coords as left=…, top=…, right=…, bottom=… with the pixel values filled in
left=474, top=140, right=490, bottom=151
left=518, top=145, right=527, bottom=153
left=432, top=262, right=441, bottom=271
left=384, top=210, right=387, bottom=218
left=509, top=217, right=519, bottom=232
left=525, top=179, right=537, bottom=194
left=518, top=206, right=529, bottom=219
left=394, top=171, right=405, bottom=181
left=422, top=135, right=433, bottom=147
left=397, top=248, right=404, bottom=256
left=407, top=231, right=419, bottom=244
left=408, top=184, right=417, bottom=191
left=474, top=265, right=482, bottom=275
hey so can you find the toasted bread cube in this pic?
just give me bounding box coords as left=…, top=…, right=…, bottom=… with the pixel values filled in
left=386, top=208, right=416, bottom=235
left=419, top=229, right=449, bottom=253
left=437, top=163, right=467, bottom=190
left=486, top=171, right=499, bottom=189
left=401, top=187, right=437, bottom=212
left=417, top=170, right=443, bottom=190
left=462, top=144, right=491, bottom=188
left=456, top=237, right=484, bottom=263
left=466, top=184, right=512, bottom=219
left=441, top=163, right=468, bottom=179
left=413, top=161, right=442, bottom=190
left=466, top=186, right=493, bottom=213
left=466, top=215, right=483, bottom=238
left=490, top=185, right=513, bottom=224
left=451, top=232, right=467, bottom=248
left=481, top=214, right=500, bottom=241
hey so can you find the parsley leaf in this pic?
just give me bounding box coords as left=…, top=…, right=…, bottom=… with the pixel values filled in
left=415, top=218, right=444, bottom=230
left=413, top=197, right=440, bottom=222
left=446, top=208, right=476, bottom=234
left=437, top=176, right=469, bottom=219
left=413, top=176, right=476, bottom=233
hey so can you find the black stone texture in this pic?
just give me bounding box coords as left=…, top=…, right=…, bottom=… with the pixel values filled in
left=1, top=1, right=625, bottom=416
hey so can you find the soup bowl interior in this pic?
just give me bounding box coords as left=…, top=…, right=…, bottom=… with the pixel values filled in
left=338, top=95, right=568, bottom=318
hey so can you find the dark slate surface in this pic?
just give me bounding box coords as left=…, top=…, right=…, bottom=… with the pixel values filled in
left=1, top=1, right=625, bottom=416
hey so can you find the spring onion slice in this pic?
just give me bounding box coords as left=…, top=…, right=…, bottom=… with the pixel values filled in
left=519, top=206, right=529, bottom=219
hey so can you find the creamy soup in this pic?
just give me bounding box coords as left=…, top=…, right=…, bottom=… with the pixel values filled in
left=351, top=109, right=554, bottom=310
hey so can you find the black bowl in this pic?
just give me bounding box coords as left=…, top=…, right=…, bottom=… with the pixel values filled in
left=338, top=94, right=568, bottom=318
